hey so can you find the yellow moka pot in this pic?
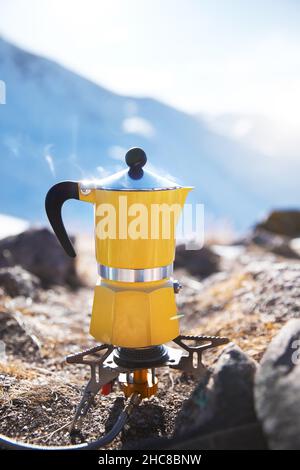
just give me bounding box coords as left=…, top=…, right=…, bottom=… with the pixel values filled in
left=45, top=148, right=192, bottom=348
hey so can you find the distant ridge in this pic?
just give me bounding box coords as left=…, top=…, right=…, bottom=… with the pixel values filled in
left=0, top=37, right=299, bottom=230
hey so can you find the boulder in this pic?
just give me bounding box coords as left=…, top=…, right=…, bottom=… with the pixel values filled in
left=137, top=422, right=267, bottom=450
left=175, top=244, right=219, bottom=278
left=256, top=210, right=300, bottom=238
left=250, top=228, right=300, bottom=259
left=0, top=266, right=40, bottom=298
left=0, top=311, right=40, bottom=359
left=175, top=344, right=258, bottom=438
left=0, top=228, right=79, bottom=287
left=255, top=319, right=300, bottom=449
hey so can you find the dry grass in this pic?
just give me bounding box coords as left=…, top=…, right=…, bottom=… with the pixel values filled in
left=180, top=268, right=286, bottom=363
left=0, top=361, right=37, bottom=380
left=200, top=272, right=251, bottom=309
left=0, top=379, right=77, bottom=406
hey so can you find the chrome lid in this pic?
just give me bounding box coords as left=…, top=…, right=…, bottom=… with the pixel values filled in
left=82, top=148, right=182, bottom=191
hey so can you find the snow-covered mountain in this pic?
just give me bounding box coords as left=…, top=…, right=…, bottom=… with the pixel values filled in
left=0, top=213, right=29, bottom=239
left=0, top=37, right=299, bottom=231
left=201, top=112, right=300, bottom=162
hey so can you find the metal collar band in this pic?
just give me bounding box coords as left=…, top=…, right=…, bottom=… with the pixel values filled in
left=98, top=263, right=173, bottom=282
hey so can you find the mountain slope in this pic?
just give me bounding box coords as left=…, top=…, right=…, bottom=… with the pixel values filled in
left=0, top=37, right=298, bottom=231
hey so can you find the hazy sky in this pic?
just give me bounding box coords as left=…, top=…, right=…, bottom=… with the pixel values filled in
left=0, top=0, right=300, bottom=127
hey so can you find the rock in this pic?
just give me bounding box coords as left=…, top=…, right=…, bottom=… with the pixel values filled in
left=175, top=244, right=219, bottom=278
left=0, top=266, right=40, bottom=298
left=245, top=262, right=300, bottom=322
left=0, top=228, right=79, bottom=287
left=248, top=210, right=300, bottom=258
left=251, top=228, right=300, bottom=259
left=172, top=422, right=267, bottom=450
left=290, top=238, right=300, bottom=256
left=255, top=319, right=300, bottom=449
left=256, top=210, right=300, bottom=238
left=0, top=311, right=40, bottom=359
left=139, top=422, right=267, bottom=450
left=175, top=344, right=258, bottom=438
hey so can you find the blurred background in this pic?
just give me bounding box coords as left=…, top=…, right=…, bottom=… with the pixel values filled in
left=0, top=0, right=300, bottom=237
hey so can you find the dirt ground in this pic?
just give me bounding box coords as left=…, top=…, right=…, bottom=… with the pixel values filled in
left=0, top=241, right=299, bottom=449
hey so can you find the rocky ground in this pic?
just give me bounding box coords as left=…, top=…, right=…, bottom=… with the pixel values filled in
left=0, top=211, right=300, bottom=449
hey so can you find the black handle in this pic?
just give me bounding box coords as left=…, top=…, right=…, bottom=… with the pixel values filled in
left=45, top=181, right=79, bottom=257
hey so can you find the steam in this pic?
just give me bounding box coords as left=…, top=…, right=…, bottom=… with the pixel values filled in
left=44, top=144, right=56, bottom=176
left=122, top=116, right=155, bottom=138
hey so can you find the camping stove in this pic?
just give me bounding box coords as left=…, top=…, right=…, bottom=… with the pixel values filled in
left=66, top=335, right=228, bottom=432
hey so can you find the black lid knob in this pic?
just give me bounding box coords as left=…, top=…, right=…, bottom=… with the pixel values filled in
left=125, top=148, right=147, bottom=169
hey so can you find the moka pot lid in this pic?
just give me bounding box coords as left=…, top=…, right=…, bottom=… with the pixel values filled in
left=81, top=147, right=184, bottom=191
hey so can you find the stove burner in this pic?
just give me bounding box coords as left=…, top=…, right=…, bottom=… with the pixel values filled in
left=113, top=345, right=169, bottom=368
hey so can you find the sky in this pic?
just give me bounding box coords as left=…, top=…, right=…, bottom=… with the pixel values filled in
left=0, top=0, right=300, bottom=156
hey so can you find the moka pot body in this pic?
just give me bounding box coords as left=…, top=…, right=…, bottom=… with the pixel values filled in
left=79, top=187, right=191, bottom=347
